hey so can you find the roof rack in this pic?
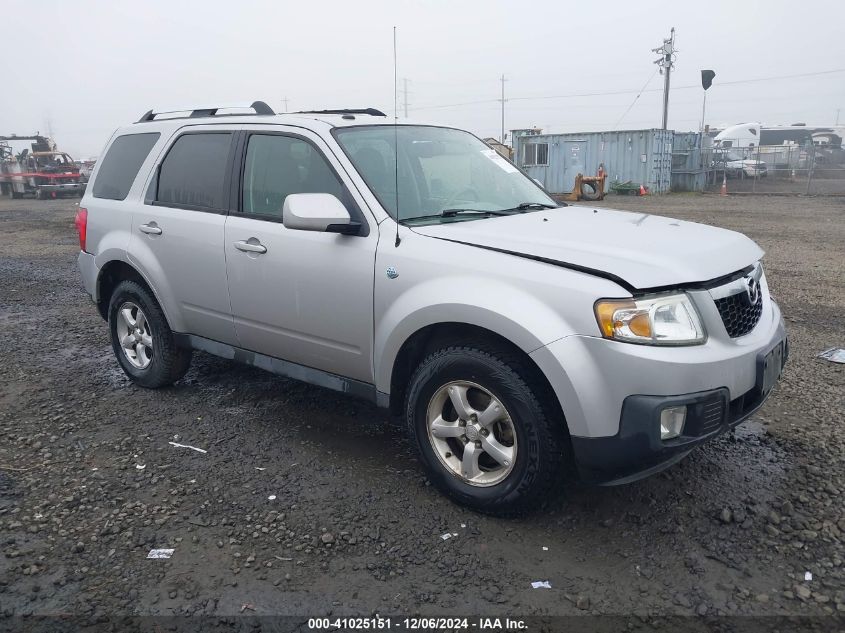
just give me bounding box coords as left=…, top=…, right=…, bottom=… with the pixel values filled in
left=136, top=101, right=275, bottom=123
left=297, top=108, right=387, bottom=117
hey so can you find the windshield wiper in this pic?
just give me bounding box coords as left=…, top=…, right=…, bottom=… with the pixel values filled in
left=402, top=206, right=550, bottom=225
left=513, top=202, right=559, bottom=210
left=439, top=208, right=513, bottom=217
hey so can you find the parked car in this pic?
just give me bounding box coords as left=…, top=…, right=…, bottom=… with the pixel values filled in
left=726, top=157, right=768, bottom=179
left=76, top=102, right=787, bottom=513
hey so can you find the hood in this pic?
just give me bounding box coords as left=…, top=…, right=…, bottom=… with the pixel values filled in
left=411, top=206, right=764, bottom=291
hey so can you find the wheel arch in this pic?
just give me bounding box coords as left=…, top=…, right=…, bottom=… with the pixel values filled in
left=386, top=322, right=569, bottom=437
left=96, top=259, right=166, bottom=324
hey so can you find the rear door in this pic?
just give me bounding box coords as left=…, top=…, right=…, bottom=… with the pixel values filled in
left=224, top=128, right=377, bottom=383
left=128, top=128, right=238, bottom=344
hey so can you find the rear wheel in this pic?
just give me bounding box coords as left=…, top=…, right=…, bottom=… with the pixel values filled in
left=406, top=345, right=567, bottom=515
left=108, top=280, right=191, bottom=388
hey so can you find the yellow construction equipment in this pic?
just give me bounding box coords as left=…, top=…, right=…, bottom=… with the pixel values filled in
left=561, top=173, right=607, bottom=202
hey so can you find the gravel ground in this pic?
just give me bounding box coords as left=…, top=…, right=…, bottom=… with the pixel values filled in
left=1, top=193, right=844, bottom=623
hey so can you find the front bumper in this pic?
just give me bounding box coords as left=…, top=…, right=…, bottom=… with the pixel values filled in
left=570, top=347, right=786, bottom=485
left=530, top=298, right=787, bottom=484
left=39, top=182, right=85, bottom=195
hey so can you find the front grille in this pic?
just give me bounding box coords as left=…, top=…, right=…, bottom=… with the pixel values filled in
left=714, top=290, right=763, bottom=338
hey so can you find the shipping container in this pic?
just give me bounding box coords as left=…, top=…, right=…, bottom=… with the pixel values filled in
left=512, top=129, right=674, bottom=194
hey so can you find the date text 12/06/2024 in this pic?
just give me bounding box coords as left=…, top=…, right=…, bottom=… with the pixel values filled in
left=307, top=616, right=528, bottom=630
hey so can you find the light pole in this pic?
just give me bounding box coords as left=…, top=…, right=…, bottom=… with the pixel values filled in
left=700, top=70, right=715, bottom=132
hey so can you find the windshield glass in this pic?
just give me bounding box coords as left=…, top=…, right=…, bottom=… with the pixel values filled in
left=333, top=125, right=557, bottom=223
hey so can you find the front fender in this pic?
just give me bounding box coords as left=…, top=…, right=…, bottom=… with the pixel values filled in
left=374, top=275, right=574, bottom=394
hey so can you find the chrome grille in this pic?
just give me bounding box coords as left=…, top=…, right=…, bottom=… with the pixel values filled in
left=714, top=290, right=763, bottom=338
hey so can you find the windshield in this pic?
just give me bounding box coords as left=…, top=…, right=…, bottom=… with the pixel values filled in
left=333, top=125, right=557, bottom=223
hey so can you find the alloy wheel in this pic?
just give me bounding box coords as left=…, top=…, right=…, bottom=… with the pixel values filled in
left=115, top=301, right=153, bottom=369
left=425, top=381, right=517, bottom=486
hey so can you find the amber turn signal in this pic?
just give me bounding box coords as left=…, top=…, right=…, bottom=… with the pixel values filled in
left=594, top=299, right=636, bottom=338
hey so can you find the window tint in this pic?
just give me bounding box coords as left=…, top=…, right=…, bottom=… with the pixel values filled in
left=92, top=133, right=160, bottom=200
left=157, top=133, right=232, bottom=210
left=242, top=135, right=343, bottom=218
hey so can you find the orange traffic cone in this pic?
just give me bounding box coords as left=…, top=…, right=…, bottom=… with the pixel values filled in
left=720, top=174, right=728, bottom=196
left=639, top=184, right=647, bottom=196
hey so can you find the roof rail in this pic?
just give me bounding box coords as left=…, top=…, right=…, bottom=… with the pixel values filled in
left=297, top=108, right=387, bottom=117
left=136, top=101, right=275, bottom=123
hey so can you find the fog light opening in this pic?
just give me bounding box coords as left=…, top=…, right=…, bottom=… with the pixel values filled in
left=660, top=406, right=687, bottom=440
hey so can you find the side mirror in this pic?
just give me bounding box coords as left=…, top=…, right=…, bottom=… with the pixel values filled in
left=282, top=193, right=360, bottom=235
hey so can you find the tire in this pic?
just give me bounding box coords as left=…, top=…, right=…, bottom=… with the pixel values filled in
left=108, top=280, right=191, bottom=388
left=580, top=181, right=601, bottom=201
left=406, top=345, right=567, bottom=515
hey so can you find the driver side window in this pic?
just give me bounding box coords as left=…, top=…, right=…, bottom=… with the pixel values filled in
left=242, top=134, right=344, bottom=219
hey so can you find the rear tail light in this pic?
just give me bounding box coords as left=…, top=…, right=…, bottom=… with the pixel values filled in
left=75, top=207, right=88, bottom=252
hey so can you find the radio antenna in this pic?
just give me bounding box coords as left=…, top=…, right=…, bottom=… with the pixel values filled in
left=393, top=26, right=401, bottom=247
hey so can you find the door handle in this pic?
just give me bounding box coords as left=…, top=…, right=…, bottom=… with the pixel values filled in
left=139, top=222, right=162, bottom=235
left=234, top=239, right=267, bottom=254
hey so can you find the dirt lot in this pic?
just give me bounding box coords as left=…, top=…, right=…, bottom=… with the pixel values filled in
left=1, top=193, right=844, bottom=625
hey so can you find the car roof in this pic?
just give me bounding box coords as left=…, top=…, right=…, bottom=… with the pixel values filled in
left=123, top=112, right=448, bottom=134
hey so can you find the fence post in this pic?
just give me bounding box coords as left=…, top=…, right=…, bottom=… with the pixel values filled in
left=805, top=141, right=815, bottom=196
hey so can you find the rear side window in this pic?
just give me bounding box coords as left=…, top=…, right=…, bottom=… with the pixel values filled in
left=92, top=133, right=160, bottom=200
left=156, top=133, right=232, bottom=210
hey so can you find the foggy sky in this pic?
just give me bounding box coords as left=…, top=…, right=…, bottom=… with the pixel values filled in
left=3, top=0, right=844, bottom=159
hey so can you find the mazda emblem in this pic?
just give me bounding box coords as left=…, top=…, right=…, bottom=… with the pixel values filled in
left=745, top=276, right=759, bottom=305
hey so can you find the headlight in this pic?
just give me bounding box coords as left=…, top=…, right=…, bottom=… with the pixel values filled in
left=594, top=293, right=706, bottom=345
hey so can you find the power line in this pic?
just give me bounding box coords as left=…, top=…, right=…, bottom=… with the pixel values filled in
left=409, top=67, right=845, bottom=112
left=613, top=68, right=659, bottom=130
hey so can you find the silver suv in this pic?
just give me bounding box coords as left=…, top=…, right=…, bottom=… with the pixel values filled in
left=76, top=101, right=787, bottom=513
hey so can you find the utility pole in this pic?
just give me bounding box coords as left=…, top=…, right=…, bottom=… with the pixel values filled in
left=652, top=28, right=676, bottom=130
left=836, top=108, right=841, bottom=125
left=282, top=96, right=289, bottom=113
left=499, top=74, right=507, bottom=144
left=401, top=78, right=410, bottom=118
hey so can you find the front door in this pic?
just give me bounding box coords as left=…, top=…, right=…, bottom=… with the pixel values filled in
left=563, top=140, right=586, bottom=193
left=224, top=129, right=377, bottom=383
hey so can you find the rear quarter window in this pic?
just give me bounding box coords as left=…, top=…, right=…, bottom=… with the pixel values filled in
left=92, top=133, right=160, bottom=200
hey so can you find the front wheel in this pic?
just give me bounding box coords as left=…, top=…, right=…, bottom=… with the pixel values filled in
left=108, top=280, right=191, bottom=388
left=406, top=346, right=568, bottom=515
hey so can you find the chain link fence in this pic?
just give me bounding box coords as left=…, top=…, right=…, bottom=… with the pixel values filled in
left=706, top=137, right=845, bottom=195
